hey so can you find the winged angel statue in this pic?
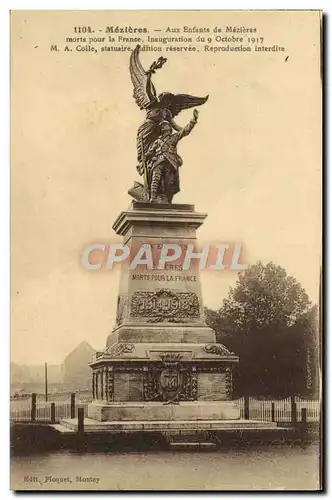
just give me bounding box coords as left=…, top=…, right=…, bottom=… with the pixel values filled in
left=128, top=45, right=209, bottom=203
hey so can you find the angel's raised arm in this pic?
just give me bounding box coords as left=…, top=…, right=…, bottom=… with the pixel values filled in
left=129, top=45, right=166, bottom=110
left=169, top=117, right=182, bottom=132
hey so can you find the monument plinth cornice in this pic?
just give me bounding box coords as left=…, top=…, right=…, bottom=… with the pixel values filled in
left=112, top=202, right=208, bottom=236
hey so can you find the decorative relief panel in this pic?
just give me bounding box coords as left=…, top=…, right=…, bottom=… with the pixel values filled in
left=191, top=366, right=198, bottom=400
left=116, top=295, right=127, bottom=325
left=100, top=368, right=104, bottom=399
left=103, top=367, right=108, bottom=400
left=225, top=367, right=232, bottom=399
left=92, top=371, right=96, bottom=399
left=130, top=289, right=200, bottom=323
left=107, top=366, right=114, bottom=401
left=143, top=353, right=199, bottom=403
left=106, top=342, right=135, bottom=357
left=204, top=343, right=234, bottom=356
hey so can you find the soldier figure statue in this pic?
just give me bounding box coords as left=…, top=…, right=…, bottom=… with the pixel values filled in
left=145, top=109, right=198, bottom=203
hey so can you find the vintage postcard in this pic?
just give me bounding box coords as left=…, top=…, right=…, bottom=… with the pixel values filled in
left=10, top=10, right=322, bottom=491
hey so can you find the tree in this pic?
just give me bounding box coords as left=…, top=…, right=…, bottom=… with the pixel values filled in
left=288, top=304, right=320, bottom=398
left=205, top=261, right=317, bottom=398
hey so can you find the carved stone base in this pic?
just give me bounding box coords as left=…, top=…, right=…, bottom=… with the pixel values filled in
left=90, top=342, right=238, bottom=409
left=88, top=203, right=240, bottom=425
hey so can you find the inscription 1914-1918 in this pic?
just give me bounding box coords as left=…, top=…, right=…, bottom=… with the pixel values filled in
left=130, top=289, right=200, bottom=322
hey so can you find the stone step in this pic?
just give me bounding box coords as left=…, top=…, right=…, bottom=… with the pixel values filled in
left=169, top=442, right=216, bottom=450
left=169, top=431, right=210, bottom=442
left=88, top=401, right=241, bottom=422
left=50, top=424, right=75, bottom=434
left=59, top=417, right=280, bottom=433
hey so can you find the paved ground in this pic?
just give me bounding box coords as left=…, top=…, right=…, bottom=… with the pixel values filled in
left=11, top=443, right=320, bottom=491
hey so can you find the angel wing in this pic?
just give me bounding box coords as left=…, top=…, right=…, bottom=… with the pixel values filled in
left=160, top=93, right=209, bottom=118
left=129, top=45, right=166, bottom=110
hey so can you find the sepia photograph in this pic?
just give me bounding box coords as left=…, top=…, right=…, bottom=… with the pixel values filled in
left=10, top=9, right=322, bottom=491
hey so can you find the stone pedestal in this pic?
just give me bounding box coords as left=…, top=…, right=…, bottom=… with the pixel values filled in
left=88, top=202, right=239, bottom=423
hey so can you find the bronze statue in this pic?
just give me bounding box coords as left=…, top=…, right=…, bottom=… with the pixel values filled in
left=145, top=111, right=198, bottom=203
left=128, top=45, right=208, bottom=203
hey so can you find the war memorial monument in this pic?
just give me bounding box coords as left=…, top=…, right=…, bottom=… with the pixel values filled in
left=61, top=45, right=277, bottom=437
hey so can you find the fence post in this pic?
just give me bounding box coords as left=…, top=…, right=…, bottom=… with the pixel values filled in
left=77, top=407, right=85, bottom=451
left=51, top=402, right=56, bottom=424
left=31, top=393, right=37, bottom=423
left=301, top=407, right=307, bottom=424
left=271, top=402, right=275, bottom=422
left=244, top=395, right=250, bottom=420
left=291, top=396, right=297, bottom=426
left=70, top=393, right=76, bottom=419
